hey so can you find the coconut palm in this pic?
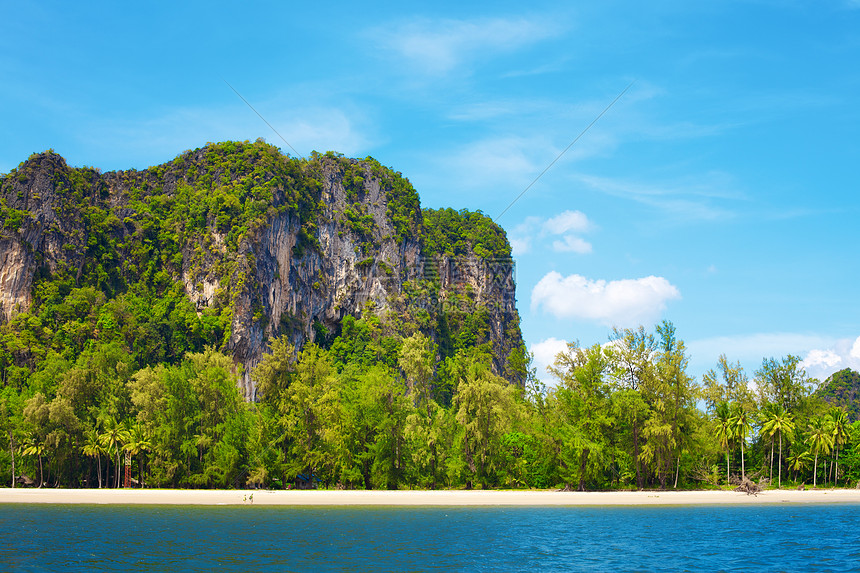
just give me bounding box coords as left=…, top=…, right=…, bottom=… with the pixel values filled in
left=81, top=428, right=106, bottom=488
left=806, top=416, right=834, bottom=488
left=713, top=401, right=733, bottom=487
left=787, top=449, right=811, bottom=484
left=759, top=403, right=795, bottom=489
left=124, top=424, right=153, bottom=487
left=98, top=416, right=131, bottom=488
left=759, top=403, right=777, bottom=481
left=21, top=437, right=46, bottom=488
left=827, top=407, right=849, bottom=486
left=729, top=404, right=752, bottom=480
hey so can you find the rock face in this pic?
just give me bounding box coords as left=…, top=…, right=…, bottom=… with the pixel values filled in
left=0, top=142, right=523, bottom=399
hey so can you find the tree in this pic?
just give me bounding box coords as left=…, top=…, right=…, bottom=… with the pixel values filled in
left=828, top=407, right=849, bottom=486
left=759, top=403, right=794, bottom=488
left=806, top=416, right=834, bottom=488
left=549, top=342, right=614, bottom=491
left=702, top=355, right=755, bottom=413
left=282, top=344, right=338, bottom=484
left=0, top=393, right=20, bottom=487
left=251, top=335, right=296, bottom=404
left=644, top=321, right=696, bottom=489
left=787, top=449, right=811, bottom=484
left=398, top=332, right=435, bottom=413
left=609, top=326, right=656, bottom=489
left=21, top=437, right=46, bottom=488
left=98, top=416, right=131, bottom=488
left=452, top=352, right=522, bottom=489
left=124, top=424, right=153, bottom=486
left=713, top=401, right=733, bottom=487
left=756, top=356, right=815, bottom=416
left=81, top=428, right=105, bottom=488
left=22, top=392, right=50, bottom=487
left=729, top=404, right=752, bottom=480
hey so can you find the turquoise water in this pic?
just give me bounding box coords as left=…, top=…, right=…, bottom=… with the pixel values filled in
left=2, top=503, right=859, bottom=571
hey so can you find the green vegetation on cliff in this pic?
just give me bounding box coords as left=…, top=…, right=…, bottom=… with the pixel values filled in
left=817, top=368, right=860, bottom=421
left=422, top=207, right=511, bottom=261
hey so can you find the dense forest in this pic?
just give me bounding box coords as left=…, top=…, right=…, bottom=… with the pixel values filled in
left=1, top=315, right=858, bottom=490
left=1, top=142, right=858, bottom=491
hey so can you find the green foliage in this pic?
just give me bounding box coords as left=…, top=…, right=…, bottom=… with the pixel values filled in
left=816, top=368, right=860, bottom=422
left=422, top=208, right=511, bottom=261
left=19, top=144, right=845, bottom=492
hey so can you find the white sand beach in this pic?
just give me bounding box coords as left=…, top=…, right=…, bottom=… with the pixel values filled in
left=2, top=487, right=860, bottom=506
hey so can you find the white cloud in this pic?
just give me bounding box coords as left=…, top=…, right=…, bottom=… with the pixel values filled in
left=376, top=16, right=561, bottom=76
left=686, top=333, right=860, bottom=383
left=802, top=349, right=842, bottom=370
left=531, top=271, right=681, bottom=327
left=530, top=337, right=570, bottom=385
left=509, top=237, right=531, bottom=256
left=552, top=235, right=592, bottom=254
left=796, top=335, right=860, bottom=382
left=543, top=210, right=591, bottom=234
left=510, top=210, right=594, bottom=257
left=851, top=337, right=860, bottom=360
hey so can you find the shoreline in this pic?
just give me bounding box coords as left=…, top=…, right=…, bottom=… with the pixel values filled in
left=2, top=488, right=860, bottom=506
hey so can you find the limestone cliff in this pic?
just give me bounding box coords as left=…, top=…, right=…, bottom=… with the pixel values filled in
left=0, top=142, right=523, bottom=398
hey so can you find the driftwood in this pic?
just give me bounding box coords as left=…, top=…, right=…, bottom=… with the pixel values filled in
left=734, top=476, right=763, bottom=496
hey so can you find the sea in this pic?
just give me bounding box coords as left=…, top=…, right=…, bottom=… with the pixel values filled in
left=2, top=503, right=859, bottom=572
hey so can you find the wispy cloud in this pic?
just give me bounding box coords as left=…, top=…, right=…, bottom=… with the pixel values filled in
left=531, top=271, right=681, bottom=327
left=552, top=235, right=593, bottom=254
left=574, top=172, right=741, bottom=222
left=424, top=135, right=549, bottom=196
left=372, top=16, right=563, bottom=77
left=501, top=57, right=571, bottom=79
left=77, top=99, right=374, bottom=169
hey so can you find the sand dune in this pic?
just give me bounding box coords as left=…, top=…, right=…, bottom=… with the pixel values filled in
left=2, top=488, right=860, bottom=506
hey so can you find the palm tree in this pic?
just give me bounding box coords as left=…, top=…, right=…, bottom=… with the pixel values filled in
left=98, top=417, right=131, bottom=488
left=759, top=403, right=795, bottom=489
left=21, top=437, right=46, bottom=488
left=758, top=403, right=777, bottom=481
left=124, top=424, right=152, bottom=487
left=827, top=407, right=849, bottom=486
left=787, top=449, right=811, bottom=484
left=729, top=404, right=752, bottom=480
left=714, top=401, right=733, bottom=487
left=806, top=416, right=834, bottom=488
left=81, top=429, right=106, bottom=488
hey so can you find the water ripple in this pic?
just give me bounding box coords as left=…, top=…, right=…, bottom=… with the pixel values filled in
left=2, top=503, right=860, bottom=571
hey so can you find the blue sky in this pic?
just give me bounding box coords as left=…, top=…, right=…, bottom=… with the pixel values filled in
left=3, top=0, right=860, bottom=385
